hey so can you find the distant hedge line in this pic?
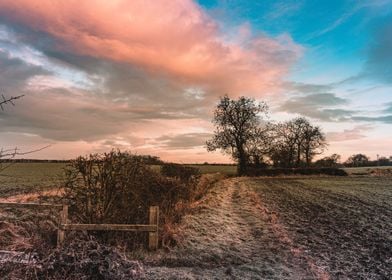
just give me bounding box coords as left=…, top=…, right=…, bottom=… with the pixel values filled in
left=246, top=167, right=348, bottom=177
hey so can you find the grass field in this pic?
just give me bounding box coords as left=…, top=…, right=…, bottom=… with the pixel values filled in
left=0, top=163, right=66, bottom=197
left=344, top=165, right=392, bottom=175
left=0, top=163, right=237, bottom=198
left=1, top=162, right=391, bottom=199
left=185, top=164, right=237, bottom=175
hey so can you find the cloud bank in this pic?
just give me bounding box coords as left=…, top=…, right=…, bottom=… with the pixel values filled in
left=0, top=0, right=302, bottom=95
left=0, top=0, right=304, bottom=160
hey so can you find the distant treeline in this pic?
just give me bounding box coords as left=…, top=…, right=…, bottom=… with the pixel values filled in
left=2, top=154, right=391, bottom=168
left=0, top=154, right=165, bottom=165
left=189, top=163, right=236, bottom=166
left=0, top=159, right=71, bottom=163
left=315, top=153, right=392, bottom=168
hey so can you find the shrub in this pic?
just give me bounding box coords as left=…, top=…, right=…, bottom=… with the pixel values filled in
left=63, top=151, right=216, bottom=247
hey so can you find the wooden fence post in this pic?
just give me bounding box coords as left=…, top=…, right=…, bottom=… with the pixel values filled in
left=57, top=204, right=68, bottom=247
left=148, top=206, right=159, bottom=250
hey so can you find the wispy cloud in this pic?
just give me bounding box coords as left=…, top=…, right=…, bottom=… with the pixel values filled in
left=326, top=125, right=373, bottom=142
left=352, top=115, right=392, bottom=124
left=265, top=1, right=304, bottom=20
left=306, top=0, right=392, bottom=39
left=154, top=132, right=212, bottom=150
left=279, top=93, right=353, bottom=122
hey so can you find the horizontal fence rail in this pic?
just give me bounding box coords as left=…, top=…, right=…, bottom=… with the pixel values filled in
left=0, top=202, right=159, bottom=250
left=0, top=202, right=63, bottom=210
left=62, top=224, right=157, bottom=232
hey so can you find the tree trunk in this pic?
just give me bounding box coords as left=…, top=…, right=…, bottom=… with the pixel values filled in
left=296, top=143, right=301, bottom=167
left=254, top=155, right=261, bottom=167
left=305, top=149, right=311, bottom=167
left=237, top=145, right=247, bottom=176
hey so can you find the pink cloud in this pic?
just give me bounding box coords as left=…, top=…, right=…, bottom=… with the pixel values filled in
left=0, top=0, right=302, bottom=96
left=326, top=125, right=373, bottom=142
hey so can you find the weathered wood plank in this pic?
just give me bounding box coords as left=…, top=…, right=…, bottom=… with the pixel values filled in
left=57, top=204, right=68, bottom=247
left=0, top=202, right=63, bottom=209
left=148, top=206, right=159, bottom=250
left=62, top=223, right=157, bottom=232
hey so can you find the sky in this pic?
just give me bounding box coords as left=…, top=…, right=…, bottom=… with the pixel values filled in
left=0, top=0, right=391, bottom=163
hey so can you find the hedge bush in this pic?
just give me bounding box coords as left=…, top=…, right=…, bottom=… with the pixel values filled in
left=63, top=151, right=216, bottom=247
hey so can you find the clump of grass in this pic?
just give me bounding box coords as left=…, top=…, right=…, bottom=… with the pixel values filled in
left=0, top=221, right=32, bottom=251
left=0, top=209, right=58, bottom=252
left=1, top=237, right=144, bottom=280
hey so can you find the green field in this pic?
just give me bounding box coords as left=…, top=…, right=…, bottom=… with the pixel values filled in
left=0, top=162, right=236, bottom=198
left=0, top=162, right=67, bottom=197
left=135, top=163, right=236, bottom=175
left=1, top=162, right=390, bottom=198
left=185, top=164, right=237, bottom=175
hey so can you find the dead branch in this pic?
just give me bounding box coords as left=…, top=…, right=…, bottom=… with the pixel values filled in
left=0, top=145, right=51, bottom=173
left=0, top=94, right=25, bottom=110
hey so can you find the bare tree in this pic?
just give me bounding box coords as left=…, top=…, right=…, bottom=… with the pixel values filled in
left=315, top=154, right=341, bottom=167
left=206, top=96, right=269, bottom=175
left=301, top=120, right=327, bottom=166
left=345, top=154, right=369, bottom=167
left=245, top=124, right=274, bottom=167
left=0, top=93, right=50, bottom=172
left=269, top=121, right=298, bottom=167
left=269, top=117, right=326, bottom=167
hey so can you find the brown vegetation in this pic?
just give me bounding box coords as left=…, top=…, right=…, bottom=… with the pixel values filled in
left=63, top=151, right=221, bottom=247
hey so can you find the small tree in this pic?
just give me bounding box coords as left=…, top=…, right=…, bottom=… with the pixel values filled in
left=301, top=121, right=327, bottom=166
left=206, top=96, right=268, bottom=175
left=246, top=125, right=273, bottom=167
left=345, top=154, right=370, bottom=167
left=269, top=122, right=298, bottom=167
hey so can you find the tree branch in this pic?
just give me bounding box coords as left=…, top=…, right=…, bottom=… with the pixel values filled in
left=0, top=94, right=25, bottom=110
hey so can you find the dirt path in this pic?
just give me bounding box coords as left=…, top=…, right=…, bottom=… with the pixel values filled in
left=145, top=178, right=326, bottom=279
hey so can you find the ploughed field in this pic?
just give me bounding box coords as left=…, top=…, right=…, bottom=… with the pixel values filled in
left=248, top=177, right=392, bottom=279
left=147, top=176, right=392, bottom=279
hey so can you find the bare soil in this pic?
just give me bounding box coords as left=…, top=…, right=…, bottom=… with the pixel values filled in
left=144, top=177, right=391, bottom=280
